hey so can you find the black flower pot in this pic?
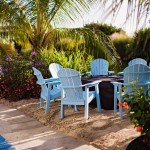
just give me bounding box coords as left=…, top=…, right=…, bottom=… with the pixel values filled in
left=126, top=135, right=150, bottom=150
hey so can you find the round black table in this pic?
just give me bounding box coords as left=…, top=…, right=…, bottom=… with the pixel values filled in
left=82, top=75, right=123, bottom=110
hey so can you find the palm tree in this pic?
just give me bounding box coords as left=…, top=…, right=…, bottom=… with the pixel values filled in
left=0, top=0, right=120, bottom=64
left=0, top=0, right=89, bottom=51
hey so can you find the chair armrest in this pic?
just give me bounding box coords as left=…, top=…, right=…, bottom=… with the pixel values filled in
left=45, top=77, right=59, bottom=83
left=46, top=81, right=61, bottom=85
left=61, top=80, right=101, bottom=89
left=111, top=82, right=123, bottom=93
left=117, top=72, right=124, bottom=76
left=37, top=80, right=61, bottom=86
left=111, top=82, right=123, bottom=86
left=86, top=71, right=91, bottom=76
left=61, top=85, right=82, bottom=89
left=108, top=71, right=114, bottom=75
left=83, top=80, right=102, bottom=88
left=137, top=82, right=150, bottom=86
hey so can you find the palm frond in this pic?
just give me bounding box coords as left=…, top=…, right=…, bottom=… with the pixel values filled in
left=100, top=0, right=150, bottom=29
left=52, top=27, right=121, bottom=64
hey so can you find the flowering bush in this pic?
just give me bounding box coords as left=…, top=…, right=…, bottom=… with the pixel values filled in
left=0, top=56, right=49, bottom=101
left=0, top=49, right=93, bottom=101
left=121, top=83, right=150, bottom=137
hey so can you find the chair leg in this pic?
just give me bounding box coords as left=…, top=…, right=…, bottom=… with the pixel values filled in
left=40, top=98, right=44, bottom=108
left=61, top=104, right=65, bottom=119
left=84, top=102, right=89, bottom=120
left=119, top=106, right=123, bottom=119
left=95, top=84, right=101, bottom=112
left=119, top=98, right=123, bottom=119
left=45, top=99, right=50, bottom=112
left=74, top=105, right=78, bottom=112
left=114, top=85, right=118, bottom=114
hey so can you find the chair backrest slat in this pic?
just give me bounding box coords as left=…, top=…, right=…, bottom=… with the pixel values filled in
left=91, top=59, right=109, bottom=75
left=123, top=64, right=150, bottom=93
left=49, top=63, right=63, bottom=78
left=128, top=58, right=147, bottom=66
left=58, top=68, right=83, bottom=101
left=32, top=67, right=48, bottom=97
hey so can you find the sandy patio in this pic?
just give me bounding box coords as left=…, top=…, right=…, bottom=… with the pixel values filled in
left=0, top=98, right=140, bottom=150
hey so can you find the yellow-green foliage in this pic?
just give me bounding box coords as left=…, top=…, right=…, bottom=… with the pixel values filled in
left=40, top=49, right=93, bottom=74
left=0, top=40, right=17, bottom=58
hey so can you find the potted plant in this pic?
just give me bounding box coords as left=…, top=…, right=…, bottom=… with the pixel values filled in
left=120, top=83, right=150, bottom=150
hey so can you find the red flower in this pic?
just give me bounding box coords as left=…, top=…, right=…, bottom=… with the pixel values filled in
left=118, top=102, right=123, bottom=107
left=123, top=102, right=129, bottom=109
left=136, top=126, right=143, bottom=132
left=117, top=102, right=129, bottom=109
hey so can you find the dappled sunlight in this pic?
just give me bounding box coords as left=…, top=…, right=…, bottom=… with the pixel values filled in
left=1, top=115, right=25, bottom=121
left=12, top=131, right=57, bottom=145
left=0, top=98, right=141, bottom=150
left=0, top=108, right=16, bottom=114
left=16, top=102, right=40, bottom=109
left=33, top=131, right=57, bottom=137
left=90, top=127, right=140, bottom=150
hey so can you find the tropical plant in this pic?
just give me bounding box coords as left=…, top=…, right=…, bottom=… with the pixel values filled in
left=131, top=28, right=150, bottom=60
left=0, top=39, right=17, bottom=58
left=113, top=36, right=134, bottom=63
left=0, top=0, right=90, bottom=51
left=84, top=23, right=123, bottom=36
left=0, top=0, right=121, bottom=65
left=121, top=82, right=150, bottom=149
left=40, top=48, right=93, bottom=74
left=121, top=83, right=150, bottom=137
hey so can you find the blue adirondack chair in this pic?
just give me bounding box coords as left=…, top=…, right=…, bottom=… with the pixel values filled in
left=112, top=64, right=150, bottom=119
left=90, top=58, right=114, bottom=76
left=117, top=58, right=147, bottom=77
left=32, top=67, right=61, bottom=112
left=49, top=63, right=63, bottom=81
left=128, top=58, right=147, bottom=66
left=57, top=68, right=101, bottom=120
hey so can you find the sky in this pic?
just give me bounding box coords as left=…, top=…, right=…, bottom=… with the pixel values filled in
left=62, top=1, right=150, bottom=36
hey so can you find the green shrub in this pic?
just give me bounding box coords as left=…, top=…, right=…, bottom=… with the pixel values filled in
left=132, top=28, right=150, bottom=60
left=40, top=49, right=93, bottom=74
left=113, top=37, right=134, bottom=71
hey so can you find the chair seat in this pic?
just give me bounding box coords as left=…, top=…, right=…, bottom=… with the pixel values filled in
left=83, top=91, right=95, bottom=102
left=50, top=87, right=61, bottom=99
left=41, top=87, right=61, bottom=100
left=62, top=91, right=95, bottom=105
